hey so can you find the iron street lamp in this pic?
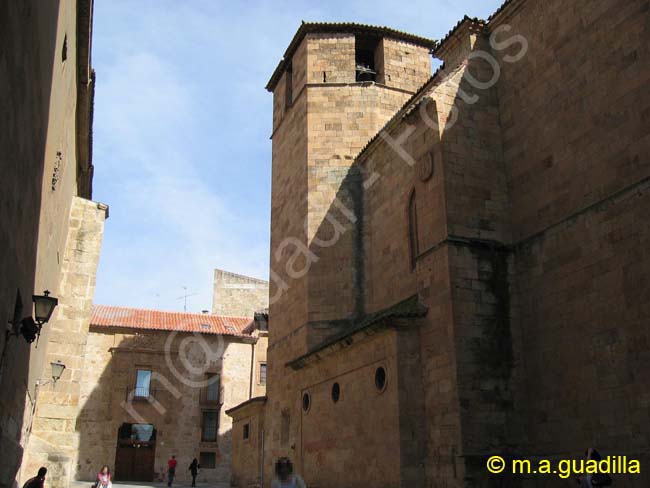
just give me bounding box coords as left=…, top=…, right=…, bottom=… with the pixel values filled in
left=33, top=290, right=58, bottom=326
left=25, top=360, right=66, bottom=435
left=13, top=290, right=59, bottom=346
left=0, top=290, right=60, bottom=384
left=49, top=360, right=66, bottom=386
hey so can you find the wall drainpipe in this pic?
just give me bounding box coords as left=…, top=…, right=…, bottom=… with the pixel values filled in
left=249, top=341, right=255, bottom=399
left=260, top=428, right=265, bottom=487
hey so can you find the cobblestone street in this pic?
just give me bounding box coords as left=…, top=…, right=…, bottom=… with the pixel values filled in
left=70, top=482, right=230, bottom=488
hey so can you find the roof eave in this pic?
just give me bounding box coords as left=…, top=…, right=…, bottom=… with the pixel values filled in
left=265, top=22, right=437, bottom=92
left=225, top=396, right=267, bottom=416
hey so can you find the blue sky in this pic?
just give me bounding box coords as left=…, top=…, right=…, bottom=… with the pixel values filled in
left=92, top=0, right=504, bottom=313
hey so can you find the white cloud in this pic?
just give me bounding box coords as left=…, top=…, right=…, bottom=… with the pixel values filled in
left=91, top=0, right=503, bottom=313
left=93, top=22, right=267, bottom=312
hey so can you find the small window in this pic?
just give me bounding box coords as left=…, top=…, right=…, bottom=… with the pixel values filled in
left=331, top=383, right=340, bottom=403
left=302, top=392, right=311, bottom=413
left=285, top=63, right=293, bottom=110
left=259, top=319, right=268, bottom=332
left=375, top=366, right=387, bottom=392
left=199, top=452, right=216, bottom=469
left=243, top=423, right=250, bottom=440
left=202, top=410, right=219, bottom=442
left=135, top=369, right=151, bottom=398
left=259, top=363, right=267, bottom=385
left=254, top=312, right=268, bottom=331
left=408, top=190, right=419, bottom=270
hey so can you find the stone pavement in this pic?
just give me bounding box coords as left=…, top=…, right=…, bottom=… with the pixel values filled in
left=69, top=482, right=229, bottom=488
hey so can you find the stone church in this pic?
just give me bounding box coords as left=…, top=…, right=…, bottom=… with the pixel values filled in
left=229, top=0, right=650, bottom=486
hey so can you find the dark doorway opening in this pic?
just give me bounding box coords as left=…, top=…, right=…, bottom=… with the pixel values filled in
left=114, top=423, right=157, bottom=481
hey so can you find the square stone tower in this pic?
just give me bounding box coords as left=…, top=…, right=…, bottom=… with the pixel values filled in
left=267, top=22, right=435, bottom=356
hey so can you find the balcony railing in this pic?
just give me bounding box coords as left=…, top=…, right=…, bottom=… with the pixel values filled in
left=125, top=387, right=157, bottom=402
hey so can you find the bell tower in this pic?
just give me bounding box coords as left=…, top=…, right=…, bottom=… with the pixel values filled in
left=268, top=23, right=435, bottom=354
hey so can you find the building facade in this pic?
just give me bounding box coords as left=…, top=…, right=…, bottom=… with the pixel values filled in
left=75, top=306, right=268, bottom=485
left=226, top=397, right=267, bottom=488
left=212, top=269, right=269, bottom=318
left=230, top=0, right=650, bottom=486
left=0, top=2, right=107, bottom=488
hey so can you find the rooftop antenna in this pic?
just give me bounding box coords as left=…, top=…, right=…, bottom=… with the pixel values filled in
left=176, top=286, right=198, bottom=312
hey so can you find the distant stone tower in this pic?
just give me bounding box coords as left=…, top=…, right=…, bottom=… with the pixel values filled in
left=212, top=269, right=269, bottom=317
left=267, top=23, right=435, bottom=353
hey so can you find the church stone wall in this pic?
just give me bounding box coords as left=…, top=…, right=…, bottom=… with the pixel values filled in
left=269, top=76, right=310, bottom=352
left=264, top=30, right=436, bottom=488
left=259, top=1, right=650, bottom=487
left=493, top=1, right=650, bottom=484
left=303, top=34, right=428, bottom=336
left=378, top=38, right=432, bottom=92
left=357, top=1, right=650, bottom=485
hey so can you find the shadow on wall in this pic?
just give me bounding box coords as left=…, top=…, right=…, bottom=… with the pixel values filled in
left=0, top=1, right=60, bottom=486
left=75, top=330, right=232, bottom=484
left=265, top=42, right=509, bottom=486
left=282, top=8, right=650, bottom=488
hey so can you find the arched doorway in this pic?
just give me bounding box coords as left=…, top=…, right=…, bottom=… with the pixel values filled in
left=114, top=423, right=157, bottom=481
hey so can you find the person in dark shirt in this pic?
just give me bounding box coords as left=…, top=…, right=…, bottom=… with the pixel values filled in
left=188, top=458, right=200, bottom=487
left=22, top=467, right=47, bottom=488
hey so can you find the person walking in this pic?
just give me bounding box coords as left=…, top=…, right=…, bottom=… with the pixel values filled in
left=188, top=458, right=200, bottom=487
left=167, top=455, right=178, bottom=487
left=22, top=468, right=47, bottom=488
left=578, top=448, right=612, bottom=487
left=95, top=465, right=112, bottom=488
left=271, top=458, right=306, bottom=488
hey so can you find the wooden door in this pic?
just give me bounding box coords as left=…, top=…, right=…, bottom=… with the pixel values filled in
left=114, top=441, right=156, bottom=481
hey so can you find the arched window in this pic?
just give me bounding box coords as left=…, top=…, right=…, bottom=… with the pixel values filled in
left=408, top=189, right=419, bottom=270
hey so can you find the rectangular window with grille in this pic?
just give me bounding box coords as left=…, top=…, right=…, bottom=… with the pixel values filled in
left=199, top=451, right=216, bottom=469
left=202, top=410, right=218, bottom=442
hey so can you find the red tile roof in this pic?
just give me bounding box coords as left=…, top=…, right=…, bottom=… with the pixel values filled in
left=90, top=305, right=253, bottom=337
